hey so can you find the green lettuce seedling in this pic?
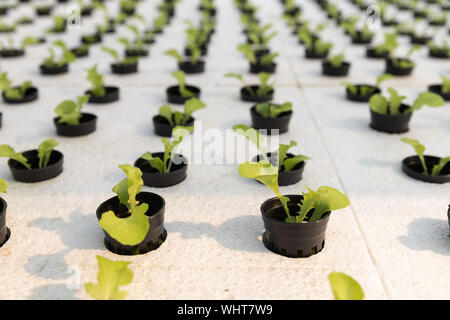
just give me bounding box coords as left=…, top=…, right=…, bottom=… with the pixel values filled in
left=247, top=23, right=277, bottom=46
left=233, top=124, right=310, bottom=172
left=390, top=44, right=421, bottom=69
left=224, top=72, right=274, bottom=98
left=254, top=102, right=292, bottom=118
left=165, top=48, right=200, bottom=66
left=99, top=165, right=150, bottom=246
left=171, top=71, right=195, bottom=98
left=86, top=65, right=105, bottom=97
left=299, top=28, right=333, bottom=55
left=328, top=272, right=364, bottom=300
left=141, top=126, right=193, bottom=173
left=237, top=43, right=279, bottom=66
left=341, top=73, right=394, bottom=96
left=340, top=19, right=373, bottom=40
left=48, top=15, right=66, bottom=33
left=0, top=72, right=34, bottom=100
left=101, top=46, right=137, bottom=65
left=401, top=138, right=450, bottom=176
left=0, top=36, right=38, bottom=51
left=374, top=32, right=398, bottom=55
left=0, top=139, right=58, bottom=170
left=0, top=19, right=16, bottom=33
left=428, top=40, right=450, bottom=58
left=158, top=98, right=206, bottom=126
left=0, top=179, right=7, bottom=193
left=153, top=12, right=169, bottom=31
left=440, top=75, right=450, bottom=94
left=54, top=95, right=90, bottom=125
left=85, top=255, right=133, bottom=300
left=238, top=161, right=349, bottom=223
left=328, top=53, right=345, bottom=68
left=370, top=88, right=445, bottom=115
left=43, top=40, right=76, bottom=68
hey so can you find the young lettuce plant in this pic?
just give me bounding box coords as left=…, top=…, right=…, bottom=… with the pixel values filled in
left=390, top=45, right=421, bottom=69
left=165, top=48, right=199, bottom=66
left=225, top=72, right=274, bottom=98
left=101, top=46, right=137, bottom=65
left=299, top=29, right=333, bottom=56
left=54, top=95, right=90, bottom=125
left=158, top=98, right=206, bottom=126
left=48, top=15, right=66, bottom=33
left=42, top=40, right=76, bottom=68
left=328, top=272, right=364, bottom=300
left=428, top=40, right=450, bottom=58
left=0, top=72, right=34, bottom=100
left=238, top=161, right=349, bottom=223
left=0, top=179, right=7, bottom=194
left=373, top=32, right=398, bottom=55
left=253, top=102, right=292, bottom=118
left=237, top=43, right=279, bottom=66
left=327, top=53, right=345, bottom=68
left=0, top=36, right=38, bottom=52
left=401, top=138, right=449, bottom=176
left=438, top=75, right=450, bottom=94
left=233, top=124, right=310, bottom=172
left=85, top=255, right=133, bottom=300
left=141, top=126, right=193, bottom=173
left=369, top=88, right=445, bottom=115
left=341, top=73, right=394, bottom=97
left=86, top=65, right=106, bottom=97
left=171, top=71, right=195, bottom=98
left=98, top=164, right=150, bottom=246
left=0, top=139, right=58, bottom=170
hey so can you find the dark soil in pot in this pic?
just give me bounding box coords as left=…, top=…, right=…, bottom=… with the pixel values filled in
left=2, top=87, right=38, bottom=104
left=111, top=62, right=138, bottom=74
left=429, top=49, right=450, bottom=59
left=96, top=192, right=167, bottom=255
left=0, top=198, right=10, bottom=248
left=305, top=48, right=329, bottom=59
left=351, top=31, right=373, bottom=44
left=134, top=152, right=188, bottom=187
left=54, top=113, right=97, bottom=137
left=322, top=61, right=350, bottom=76
left=254, top=153, right=305, bottom=186
left=240, top=86, right=274, bottom=103
left=428, top=84, right=450, bottom=101
left=385, top=58, right=414, bottom=76
left=250, top=105, right=292, bottom=135
left=125, top=48, right=148, bottom=58
left=366, top=47, right=388, bottom=59
left=166, top=85, right=201, bottom=104
left=0, top=49, right=24, bottom=58
left=402, top=155, right=450, bottom=184
left=81, top=33, right=102, bottom=44
left=153, top=115, right=194, bottom=137
left=249, top=62, right=277, bottom=74
left=346, top=85, right=380, bottom=102
left=369, top=105, right=412, bottom=133
left=261, top=194, right=330, bottom=258
left=7, top=150, right=63, bottom=183
left=39, top=64, right=69, bottom=75
left=36, top=7, right=52, bottom=16
left=86, top=86, right=120, bottom=103
left=178, top=61, right=205, bottom=74
left=71, top=46, right=89, bottom=58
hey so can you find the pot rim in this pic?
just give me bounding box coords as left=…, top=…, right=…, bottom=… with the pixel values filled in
left=7, top=149, right=63, bottom=172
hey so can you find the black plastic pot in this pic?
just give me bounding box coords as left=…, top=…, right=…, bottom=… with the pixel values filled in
left=71, top=46, right=89, bottom=58
left=134, top=153, right=188, bottom=187
left=178, top=61, right=205, bottom=74
left=410, top=35, right=432, bottom=45
left=254, top=153, right=305, bottom=186
left=369, top=106, right=412, bottom=133
left=0, top=198, right=10, bottom=248
left=54, top=113, right=97, bottom=137
left=240, top=86, right=273, bottom=103
left=80, top=6, right=93, bottom=16
left=385, top=58, right=414, bottom=76
left=305, top=48, right=329, bottom=59
left=250, top=105, right=291, bottom=135
left=0, top=112, right=2, bottom=128
left=0, top=7, right=8, bottom=15
left=402, top=155, right=450, bottom=184
left=261, top=195, right=330, bottom=258
left=2, top=87, right=38, bottom=104
left=166, top=85, right=201, bottom=104
left=351, top=31, right=372, bottom=44
left=322, top=61, right=350, bottom=76
left=125, top=48, right=148, bottom=58
left=382, top=19, right=398, bottom=26
left=249, top=62, right=276, bottom=74
left=81, top=34, right=102, bottom=45
left=366, top=47, right=388, bottom=59
left=184, top=45, right=207, bottom=57
left=0, top=49, right=24, bottom=58
left=428, top=85, right=450, bottom=101
left=39, top=64, right=69, bottom=75
left=96, top=192, right=167, bottom=255
left=36, top=7, right=52, bottom=16
left=86, top=86, right=120, bottom=103
left=346, top=85, right=380, bottom=102
left=448, top=205, right=450, bottom=229
left=111, top=62, right=138, bottom=74
left=429, top=49, right=450, bottom=59
left=153, top=115, right=194, bottom=137
left=7, top=150, right=63, bottom=183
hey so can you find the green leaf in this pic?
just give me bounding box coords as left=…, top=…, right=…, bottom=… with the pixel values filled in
left=233, top=124, right=267, bottom=157
left=237, top=43, right=256, bottom=64
left=37, top=139, right=58, bottom=168
left=117, top=37, right=131, bottom=49
left=411, top=92, right=445, bottom=111
left=388, top=88, right=407, bottom=114
left=184, top=98, right=206, bottom=119
left=0, top=145, right=31, bottom=169
left=112, top=164, right=144, bottom=213
left=164, top=49, right=182, bottom=63
left=278, top=140, right=297, bottom=168
left=255, top=102, right=270, bottom=118
left=86, top=65, right=105, bottom=97
left=341, top=82, right=357, bottom=95
left=0, top=179, right=7, bottom=193
left=0, top=72, right=11, bottom=91
left=158, top=105, right=174, bottom=126
left=21, top=36, right=38, bottom=49
left=238, top=160, right=290, bottom=217
left=85, top=255, right=133, bottom=300
left=401, top=138, right=428, bottom=174
left=328, top=272, right=364, bottom=300
left=54, top=100, right=81, bottom=125
left=224, top=72, right=244, bottom=83
left=141, top=152, right=164, bottom=172
left=101, top=46, right=119, bottom=62
left=328, top=53, right=345, bottom=68
left=431, top=157, right=450, bottom=176
left=375, top=73, right=394, bottom=87
left=269, top=102, right=292, bottom=118
left=369, top=94, right=389, bottom=115
left=162, top=126, right=193, bottom=172
left=283, top=155, right=310, bottom=172
left=172, top=70, right=194, bottom=98
left=440, top=75, right=450, bottom=94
